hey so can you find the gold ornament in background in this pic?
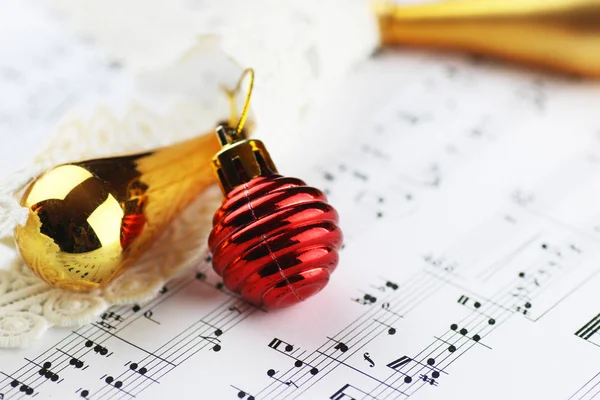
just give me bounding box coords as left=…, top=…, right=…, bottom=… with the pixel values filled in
left=373, top=0, right=600, bottom=78
left=14, top=132, right=222, bottom=291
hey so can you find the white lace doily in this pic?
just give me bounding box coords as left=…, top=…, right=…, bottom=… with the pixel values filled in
left=0, top=42, right=247, bottom=348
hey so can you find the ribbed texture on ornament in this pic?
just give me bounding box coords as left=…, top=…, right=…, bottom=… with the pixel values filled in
left=208, top=175, right=342, bottom=309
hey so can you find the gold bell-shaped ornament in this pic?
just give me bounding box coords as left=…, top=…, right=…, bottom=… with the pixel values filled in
left=14, top=73, right=254, bottom=291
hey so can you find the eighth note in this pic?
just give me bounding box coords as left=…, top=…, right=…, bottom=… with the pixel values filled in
left=363, top=352, right=375, bottom=367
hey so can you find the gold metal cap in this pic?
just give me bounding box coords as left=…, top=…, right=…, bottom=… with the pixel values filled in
left=212, top=125, right=278, bottom=195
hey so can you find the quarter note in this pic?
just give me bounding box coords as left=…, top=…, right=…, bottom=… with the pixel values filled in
left=102, top=375, right=125, bottom=390
left=38, top=361, right=60, bottom=382
left=84, top=339, right=110, bottom=356
left=69, top=358, right=85, bottom=369
left=128, top=362, right=149, bottom=375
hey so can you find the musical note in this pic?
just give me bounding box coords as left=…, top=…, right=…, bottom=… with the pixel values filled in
left=128, top=362, right=149, bottom=375
left=268, top=338, right=294, bottom=353
left=449, top=324, right=485, bottom=344
left=231, top=386, right=255, bottom=400
left=353, top=293, right=377, bottom=305
left=269, top=338, right=319, bottom=374
left=103, top=375, right=125, bottom=389
left=363, top=352, right=375, bottom=367
left=385, top=281, right=399, bottom=290
left=199, top=336, right=222, bottom=352
left=78, top=389, right=90, bottom=398
left=457, top=295, right=482, bottom=309
left=38, top=361, right=60, bottom=382
left=8, top=379, right=34, bottom=395
left=143, top=310, right=161, bottom=324
left=69, top=358, right=85, bottom=369
left=84, top=340, right=110, bottom=356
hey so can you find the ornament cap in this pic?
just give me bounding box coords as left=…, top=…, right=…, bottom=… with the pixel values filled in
left=212, top=125, right=278, bottom=195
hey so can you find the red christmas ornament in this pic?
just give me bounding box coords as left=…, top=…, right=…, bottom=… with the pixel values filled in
left=209, top=173, right=342, bottom=309
left=207, top=68, right=342, bottom=309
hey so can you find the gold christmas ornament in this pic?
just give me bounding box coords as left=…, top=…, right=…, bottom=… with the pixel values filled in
left=14, top=68, right=256, bottom=292
left=374, top=0, right=600, bottom=78
left=14, top=132, right=222, bottom=291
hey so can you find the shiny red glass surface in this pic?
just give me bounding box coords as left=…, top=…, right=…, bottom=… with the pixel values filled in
left=208, top=175, right=343, bottom=309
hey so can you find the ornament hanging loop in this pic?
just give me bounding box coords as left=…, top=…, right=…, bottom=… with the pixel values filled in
left=220, top=67, right=255, bottom=143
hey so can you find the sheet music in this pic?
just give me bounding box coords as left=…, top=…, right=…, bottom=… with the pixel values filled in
left=3, top=3, right=600, bottom=400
